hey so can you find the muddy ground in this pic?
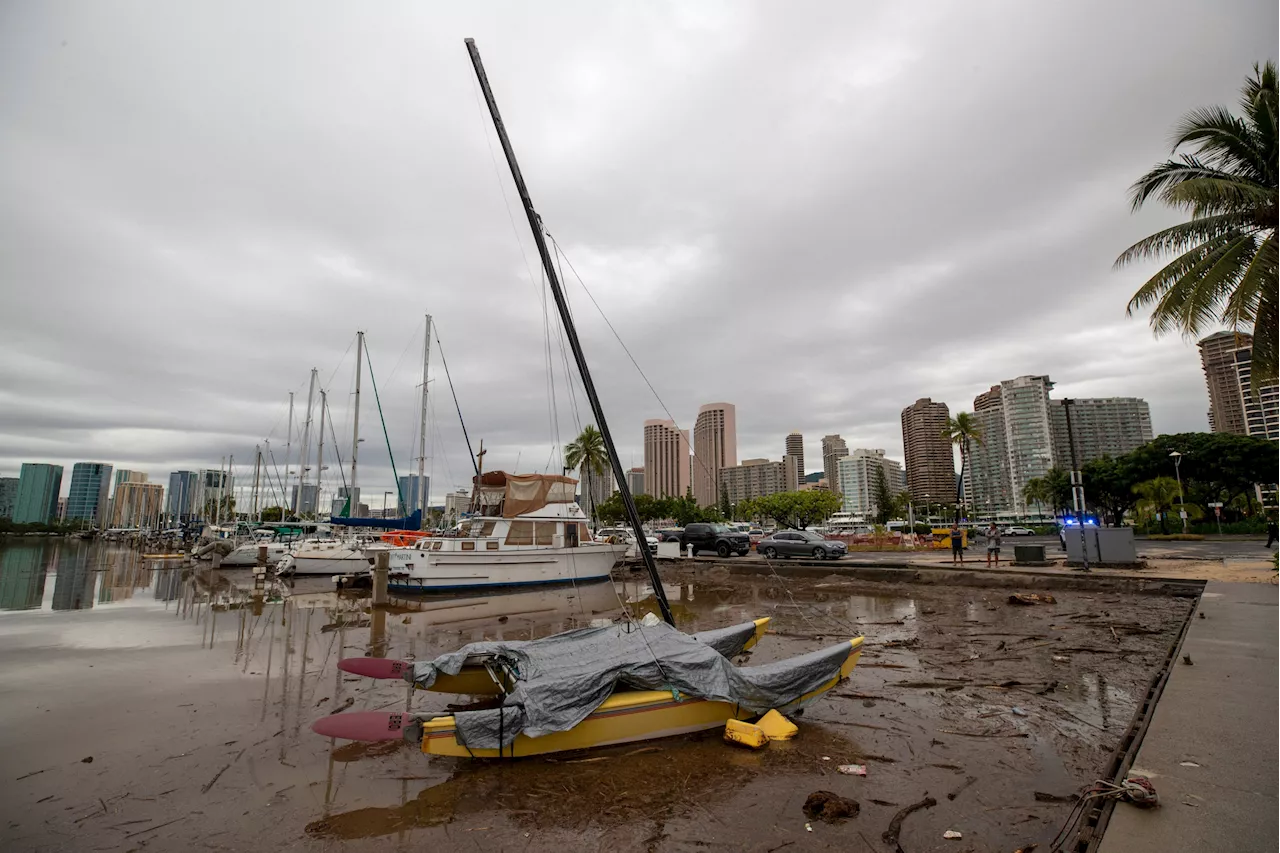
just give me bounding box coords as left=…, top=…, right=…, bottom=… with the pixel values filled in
left=0, top=543, right=1196, bottom=852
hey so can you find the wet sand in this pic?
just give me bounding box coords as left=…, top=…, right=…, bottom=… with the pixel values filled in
left=0, top=541, right=1194, bottom=852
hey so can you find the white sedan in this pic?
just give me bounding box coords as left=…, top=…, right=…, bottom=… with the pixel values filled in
left=1002, top=526, right=1035, bottom=536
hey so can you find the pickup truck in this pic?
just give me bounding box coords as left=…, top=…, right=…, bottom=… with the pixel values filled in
left=680, top=522, right=751, bottom=558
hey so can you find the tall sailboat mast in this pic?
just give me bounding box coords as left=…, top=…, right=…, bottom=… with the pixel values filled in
left=316, top=389, right=327, bottom=518
left=285, top=391, right=295, bottom=482
left=350, top=331, right=364, bottom=517
left=418, top=315, right=433, bottom=526
left=296, top=369, right=317, bottom=519
left=465, top=38, right=675, bottom=626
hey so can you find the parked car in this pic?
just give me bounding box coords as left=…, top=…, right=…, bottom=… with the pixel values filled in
left=747, top=528, right=765, bottom=549
left=1002, top=526, right=1035, bottom=536
left=680, top=523, right=751, bottom=558
left=758, top=530, right=848, bottom=560
left=595, top=527, right=658, bottom=553
left=655, top=528, right=685, bottom=543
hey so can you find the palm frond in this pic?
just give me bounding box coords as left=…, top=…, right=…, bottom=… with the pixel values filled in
left=1148, top=234, right=1254, bottom=336
left=1223, top=233, right=1276, bottom=328
left=1172, top=106, right=1268, bottom=179
left=1251, top=285, right=1278, bottom=387
left=1114, top=214, right=1241, bottom=266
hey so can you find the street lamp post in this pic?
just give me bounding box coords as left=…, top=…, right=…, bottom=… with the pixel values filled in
left=1169, top=451, right=1187, bottom=533
left=923, top=494, right=931, bottom=527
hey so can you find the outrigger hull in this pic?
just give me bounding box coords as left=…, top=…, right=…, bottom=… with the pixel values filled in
left=413, top=637, right=862, bottom=758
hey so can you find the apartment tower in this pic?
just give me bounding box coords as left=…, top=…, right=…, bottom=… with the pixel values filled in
left=900, top=398, right=955, bottom=503
left=821, top=435, right=849, bottom=496
left=643, top=419, right=691, bottom=498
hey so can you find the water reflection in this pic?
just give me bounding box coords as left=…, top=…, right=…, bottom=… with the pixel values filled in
left=0, top=547, right=46, bottom=611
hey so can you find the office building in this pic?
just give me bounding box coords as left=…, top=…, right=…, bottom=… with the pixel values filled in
left=821, top=435, right=848, bottom=495
left=334, top=486, right=362, bottom=518
left=577, top=463, right=615, bottom=517
left=900, top=398, right=955, bottom=503
left=443, top=489, right=471, bottom=522
left=397, top=475, right=430, bottom=516
left=693, top=403, right=737, bottom=507
left=644, top=419, right=691, bottom=498
left=290, top=483, right=319, bottom=516
left=628, top=467, right=645, bottom=496
left=166, top=471, right=199, bottom=523
left=1199, top=331, right=1279, bottom=440
left=0, top=477, right=18, bottom=520
left=836, top=450, right=904, bottom=518
left=1050, top=398, right=1154, bottom=468
left=109, top=482, right=165, bottom=529
left=785, top=432, right=805, bottom=488
left=65, top=463, right=113, bottom=525
left=55, top=497, right=67, bottom=521
left=112, top=470, right=148, bottom=493
left=964, top=377, right=1056, bottom=518
left=721, top=457, right=798, bottom=504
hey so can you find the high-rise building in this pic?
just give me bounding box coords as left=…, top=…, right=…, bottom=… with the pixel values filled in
left=721, top=458, right=796, bottom=504
left=290, top=483, right=320, bottom=516
left=108, top=482, right=165, bottom=529
left=785, top=432, right=805, bottom=488
left=112, top=470, right=148, bottom=493
left=693, top=403, right=737, bottom=507
left=579, top=464, right=615, bottom=516
left=195, top=469, right=233, bottom=519
left=965, top=377, right=1058, bottom=518
left=1199, top=331, right=1279, bottom=440
left=900, top=398, right=955, bottom=502
left=65, top=463, right=113, bottom=525
left=166, top=471, right=199, bottom=523
left=644, top=419, right=691, bottom=498
left=1050, top=398, right=1154, bottom=468
left=397, top=476, right=430, bottom=516
left=628, top=467, right=645, bottom=496
left=443, top=489, right=471, bottom=522
left=821, top=435, right=848, bottom=495
left=836, top=450, right=904, bottom=518
left=0, top=477, right=18, bottom=520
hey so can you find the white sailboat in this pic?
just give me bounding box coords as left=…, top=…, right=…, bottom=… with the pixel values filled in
left=381, top=471, right=625, bottom=592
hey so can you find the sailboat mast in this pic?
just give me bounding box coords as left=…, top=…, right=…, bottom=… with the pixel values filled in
left=316, top=389, right=327, bottom=520
left=350, top=331, right=364, bottom=517
left=285, top=392, right=295, bottom=482
left=464, top=38, right=674, bottom=626
left=419, top=315, right=433, bottom=526
left=296, top=369, right=317, bottom=519
left=251, top=445, right=261, bottom=521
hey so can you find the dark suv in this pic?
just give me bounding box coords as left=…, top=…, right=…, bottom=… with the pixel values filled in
left=680, top=523, right=750, bottom=558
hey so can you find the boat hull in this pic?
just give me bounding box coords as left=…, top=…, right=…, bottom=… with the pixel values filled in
left=220, top=544, right=291, bottom=567
left=290, top=550, right=368, bottom=575
left=385, top=544, right=624, bottom=592
left=416, top=637, right=863, bottom=757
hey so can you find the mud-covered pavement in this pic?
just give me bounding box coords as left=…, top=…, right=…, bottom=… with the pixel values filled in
left=0, top=542, right=1196, bottom=852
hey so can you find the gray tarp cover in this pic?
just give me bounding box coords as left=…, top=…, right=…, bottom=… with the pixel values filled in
left=408, top=620, right=855, bottom=749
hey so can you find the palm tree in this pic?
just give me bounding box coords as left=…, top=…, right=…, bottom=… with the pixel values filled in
left=564, top=425, right=609, bottom=524
left=1023, top=478, right=1051, bottom=521
left=1116, top=62, right=1278, bottom=388
left=942, top=412, right=983, bottom=525
left=1133, top=476, right=1184, bottom=534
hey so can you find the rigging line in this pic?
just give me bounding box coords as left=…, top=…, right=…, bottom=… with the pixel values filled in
left=383, top=321, right=422, bottom=387
left=324, top=334, right=359, bottom=394
left=362, top=337, right=407, bottom=511
left=265, top=449, right=289, bottom=512
left=433, top=327, right=478, bottom=477
left=324, top=393, right=350, bottom=498
left=552, top=238, right=587, bottom=430
left=541, top=264, right=562, bottom=466
left=546, top=233, right=719, bottom=484
left=427, top=380, right=456, bottom=503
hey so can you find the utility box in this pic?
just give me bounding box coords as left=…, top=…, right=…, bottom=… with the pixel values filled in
left=1013, top=544, right=1046, bottom=563
left=1063, top=527, right=1138, bottom=564
left=657, top=541, right=681, bottom=559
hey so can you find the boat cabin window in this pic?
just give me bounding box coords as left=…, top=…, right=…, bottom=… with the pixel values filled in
left=486, top=540, right=499, bottom=550
left=431, top=541, right=442, bottom=551
left=566, top=523, right=579, bottom=547
left=461, top=541, right=476, bottom=551
left=505, top=521, right=534, bottom=545
left=466, top=520, right=496, bottom=538
left=535, top=522, right=556, bottom=546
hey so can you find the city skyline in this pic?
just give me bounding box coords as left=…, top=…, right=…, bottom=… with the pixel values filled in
left=1, top=4, right=1273, bottom=510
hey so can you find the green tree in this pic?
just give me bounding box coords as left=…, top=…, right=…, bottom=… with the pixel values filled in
left=594, top=492, right=625, bottom=525
left=752, top=490, right=843, bottom=530
left=564, top=425, right=608, bottom=523
left=260, top=505, right=285, bottom=523
left=1042, top=467, right=1074, bottom=517
left=719, top=483, right=731, bottom=520
left=1023, top=478, right=1052, bottom=519
left=942, top=412, right=983, bottom=524
left=871, top=466, right=896, bottom=525
left=1120, top=432, right=1277, bottom=519
left=1081, top=456, right=1139, bottom=526
left=1133, top=476, right=1200, bottom=533
left=632, top=493, right=660, bottom=524
left=1117, top=62, right=1278, bottom=388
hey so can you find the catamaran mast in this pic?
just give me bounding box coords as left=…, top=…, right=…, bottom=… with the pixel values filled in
left=465, top=38, right=675, bottom=627
left=418, top=315, right=433, bottom=527
left=296, top=369, right=317, bottom=520
left=350, top=331, right=364, bottom=517
left=251, top=445, right=262, bottom=521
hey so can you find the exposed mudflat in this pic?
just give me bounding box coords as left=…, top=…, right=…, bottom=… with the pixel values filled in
left=0, top=541, right=1195, bottom=852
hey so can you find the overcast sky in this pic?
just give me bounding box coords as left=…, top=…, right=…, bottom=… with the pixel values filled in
left=1, top=1, right=1275, bottom=508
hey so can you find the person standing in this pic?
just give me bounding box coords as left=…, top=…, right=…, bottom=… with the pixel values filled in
left=950, top=522, right=965, bottom=565
left=986, top=522, right=1003, bottom=567
left=1266, top=515, right=1278, bottom=549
